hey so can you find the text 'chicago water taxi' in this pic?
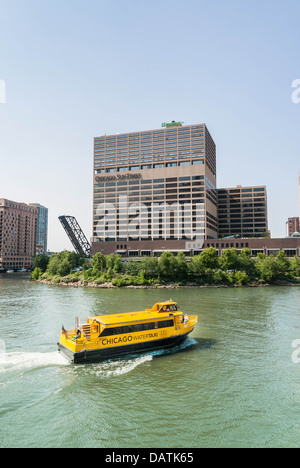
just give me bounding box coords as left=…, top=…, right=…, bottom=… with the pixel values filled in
left=58, top=301, right=198, bottom=364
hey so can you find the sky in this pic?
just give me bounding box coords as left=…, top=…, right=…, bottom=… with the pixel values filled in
left=0, top=0, right=299, bottom=252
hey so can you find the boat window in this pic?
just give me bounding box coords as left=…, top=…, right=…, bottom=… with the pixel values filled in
left=158, top=320, right=174, bottom=329
left=99, top=319, right=174, bottom=337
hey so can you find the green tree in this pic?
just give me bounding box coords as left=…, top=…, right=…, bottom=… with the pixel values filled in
left=113, top=255, right=123, bottom=273
left=234, top=271, right=249, bottom=286
left=106, top=254, right=123, bottom=273
left=140, top=257, right=159, bottom=279
left=176, top=252, right=189, bottom=281
left=189, top=248, right=218, bottom=280
left=57, top=259, right=72, bottom=277
left=62, top=251, right=79, bottom=269
left=31, top=267, right=42, bottom=280
left=47, top=255, right=60, bottom=275
left=256, top=255, right=280, bottom=282
left=32, top=254, right=49, bottom=272
left=219, top=249, right=239, bottom=271
left=291, top=256, right=300, bottom=278
left=189, top=255, right=206, bottom=279
left=198, top=247, right=219, bottom=269
left=275, top=251, right=290, bottom=278
left=213, top=269, right=230, bottom=284
left=91, top=252, right=106, bottom=274
left=124, top=260, right=139, bottom=276
left=158, top=252, right=177, bottom=281
left=237, top=249, right=257, bottom=277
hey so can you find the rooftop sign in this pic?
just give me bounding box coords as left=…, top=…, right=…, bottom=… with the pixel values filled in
left=161, top=121, right=184, bottom=128
left=95, top=173, right=142, bottom=183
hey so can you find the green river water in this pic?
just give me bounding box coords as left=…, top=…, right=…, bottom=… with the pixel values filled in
left=0, top=274, right=300, bottom=448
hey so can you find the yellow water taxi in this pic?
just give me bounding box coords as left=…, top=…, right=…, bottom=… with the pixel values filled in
left=58, top=301, right=198, bottom=364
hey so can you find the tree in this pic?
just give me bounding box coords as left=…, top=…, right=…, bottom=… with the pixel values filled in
left=158, top=252, right=177, bottom=281
left=213, top=269, right=230, bottom=284
left=275, top=251, right=290, bottom=278
left=105, top=254, right=123, bottom=273
left=113, top=255, right=123, bottom=273
left=219, top=249, right=239, bottom=271
left=31, top=267, right=42, bottom=280
left=57, top=259, right=72, bottom=277
left=64, top=252, right=80, bottom=269
left=189, top=255, right=206, bottom=279
left=176, top=252, right=188, bottom=281
left=91, top=252, right=106, bottom=273
left=256, top=255, right=280, bottom=282
left=124, top=260, right=139, bottom=276
left=291, top=256, right=300, bottom=278
left=47, top=255, right=60, bottom=275
left=140, top=257, right=159, bottom=279
left=237, top=249, right=257, bottom=277
left=32, top=254, right=49, bottom=272
left=234, top=271, right=249, bottom=286
left=198, top=247, right=219, bottom=269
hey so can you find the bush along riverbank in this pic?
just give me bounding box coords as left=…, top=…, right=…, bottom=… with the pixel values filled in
left=30, top=248, right=300, bottom=288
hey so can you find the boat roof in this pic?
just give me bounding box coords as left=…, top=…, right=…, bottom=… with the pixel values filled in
left=91, top=301, right=182, bottom=326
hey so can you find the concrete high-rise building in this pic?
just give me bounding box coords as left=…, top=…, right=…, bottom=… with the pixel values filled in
left=29, top=204, right=48, bottom=253
left=92, top=122, right=217, bottom=256
left=0, top=199, right=38, bottom=270
left=217, top=185, right=268, bottom=238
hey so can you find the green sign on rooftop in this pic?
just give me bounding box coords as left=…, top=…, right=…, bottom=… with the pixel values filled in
left=161, top=121, right=184, bottom=128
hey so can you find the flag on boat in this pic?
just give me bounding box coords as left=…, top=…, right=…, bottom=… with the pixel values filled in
left=62, top=325, right=68, bottom=336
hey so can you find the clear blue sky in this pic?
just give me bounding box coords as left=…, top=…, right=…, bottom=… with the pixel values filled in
left=0, top=0, right=299, bottom=251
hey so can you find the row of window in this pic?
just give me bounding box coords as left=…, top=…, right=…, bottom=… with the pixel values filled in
left=94, top=127, right=204, bottom=143
left=95, top=140, right=204, bottom=151
left=100, top=320, right=174, bottom=336
left=95, top=160, right=204, bottom=173
left=95, top=176, right=204, bottom=187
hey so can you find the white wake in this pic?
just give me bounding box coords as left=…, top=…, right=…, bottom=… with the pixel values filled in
left=0, top=351, right=69, bottom=374
left=90, top=354, right=153, bottom=378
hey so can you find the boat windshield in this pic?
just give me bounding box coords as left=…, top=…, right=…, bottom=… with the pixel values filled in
left=160, top=304, right=178, bottom=312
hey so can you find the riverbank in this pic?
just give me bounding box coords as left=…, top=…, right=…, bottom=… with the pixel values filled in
left=31, top=249, right=300, bottom=289
left=35, top=277, right=300, bottom=289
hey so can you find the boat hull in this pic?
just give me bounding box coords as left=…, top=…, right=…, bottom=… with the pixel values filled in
left=58, top=332, right=191, bottom=364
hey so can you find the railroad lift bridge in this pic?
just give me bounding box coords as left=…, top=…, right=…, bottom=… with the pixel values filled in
left=58, top=215, right=91, bottom=258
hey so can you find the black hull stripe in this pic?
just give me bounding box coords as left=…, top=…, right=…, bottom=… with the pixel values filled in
left=58, top=333, right=191, bottom=364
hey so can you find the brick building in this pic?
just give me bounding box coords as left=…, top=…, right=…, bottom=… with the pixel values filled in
left=0, top=199, right=38, bottom=270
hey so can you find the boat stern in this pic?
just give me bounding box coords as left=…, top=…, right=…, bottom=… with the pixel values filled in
left=187, top=315, right=198, bottom=329
left=58, top=331, right=84, bottom=363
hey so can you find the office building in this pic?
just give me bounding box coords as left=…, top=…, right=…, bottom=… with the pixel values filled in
left=29, top=204, right=48, bottom=253
left=92, top=122, right=217, bottom=256
left=217, top=185, right=268, bottom=238
left=0, top=199, right=38, bottom=270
